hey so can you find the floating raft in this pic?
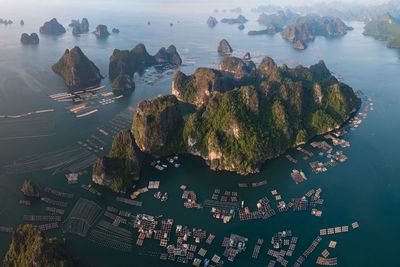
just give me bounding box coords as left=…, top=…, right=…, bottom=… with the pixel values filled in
left=38, top=222, right=59, bottom=231
left=238, top=183, right=248, bottom=188
left=19, top=200, right=31, bottom=206
left=285, top=154, right=298, bottom=163
left=316, top=257, right=338, bottom=265
left=251, top=180, right=267, bottom=187
left=45, top=207, right=65, bottom=215
left=41, top=197, right=68, bottom=208
left=44, top=187, right=74, bottom=199
left=0, top=109, right=55, bottom=119
left=116, top=197, right=142, bottom=207
left=0, top=226, right=14, bottom=233
left=62, top=198, right=103, bottom=237
left=76, top=109, right=98, bottom=118
left=24, top=215, right=61, bottom=222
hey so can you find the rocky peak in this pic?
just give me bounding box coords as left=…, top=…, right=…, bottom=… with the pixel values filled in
left=258, top=56, right=278, bottom=77
left=21, top=180, right=40, bottom=198
left=218, top=39, right=233, bottom=55
left=112, top=74, right=135, bottom=93
left=20, top=33, right=39, bottom=45
left=95, top=24, right=110, bottom=38
left=207, top=16, right=218, bottom=27
left=52, top=46, right=103, bottom=89
left=218, top=56, right=255, bottom=80
left=132, top=95, right=184, bottom=157
left=39, top=18, right=65, bottom=35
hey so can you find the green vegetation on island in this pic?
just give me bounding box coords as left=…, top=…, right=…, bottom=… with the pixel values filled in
left=3, top=224, right=72, bottom=267
left=92, top=130, right=142, bottom=193
left=363, top=13, right=400, bottom=48
left=52, top=46, right=103, bottom=89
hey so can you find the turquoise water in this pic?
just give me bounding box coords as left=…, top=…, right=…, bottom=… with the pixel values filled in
left=0, top=7, right=399, bottom=267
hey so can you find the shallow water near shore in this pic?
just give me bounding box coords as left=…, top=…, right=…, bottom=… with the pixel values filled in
left=0, top=7, right=400, bottom=267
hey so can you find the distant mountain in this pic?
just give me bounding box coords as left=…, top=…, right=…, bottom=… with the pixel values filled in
left=364, top=12, right=400, bottom=48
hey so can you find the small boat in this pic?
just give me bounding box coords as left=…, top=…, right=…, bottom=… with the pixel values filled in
left=154, top=191, right=162, bottom=199
left=161, top=164, right=168, bottom=168
left=174, top=163, right=181, bottom=168
left=161, top=192, right=168, bottom=202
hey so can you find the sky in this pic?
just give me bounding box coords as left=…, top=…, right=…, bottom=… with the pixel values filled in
left=0, top=0, right=394, bottom=16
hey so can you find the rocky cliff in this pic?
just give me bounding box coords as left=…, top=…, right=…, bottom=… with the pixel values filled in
left=3, top=225, right=72, bottom=267
left=92, top=130, right=142, bottom=193
left=112, top=74, right=135, bottom=93
left=217, top=39, right=233, bottom=55
left=281, top=15, right=353, bottom=49
left=52, top=46, right=103, bottom=89
left=109, top=43, right=181, bottom=81
left=70, top=18, right=89, bottom=35
left=132, top=95, right=184, bottom=157
left=95, top=24, right=110, bottom=38
left=20, top=33, right=39, bottom=45
left=207, top=16, right=218, bottom=27
left=39, top=18, right=65, bottom=35
left=221, top=15, right=248, bottom=24
left=21, top=180, right=40, bottom=198
left=172, top=57, right=360, bottom=174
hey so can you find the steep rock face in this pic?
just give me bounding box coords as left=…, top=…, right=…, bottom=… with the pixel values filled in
left=3, top=225, right=72, bottom=267
left=95, top=24, right=110, bottom=38
left=112, top=74, right=135, bottom=93
left=221, top=15, right=248, bottom=24
left=217, top=39, right=233, bottom=55
left=132, top=95, right=184, bottom=157
left=257, top=10, right=299, bottom=31
left=20, top=20, right=24, bottom=26
left=154, top=45, right=182, bottom=65
left=207, top=16, right=218, bottom=27
left=39, top=18, right=65, bottom=35
left=363, top=13, right=400, bottom=48
left=172, top=68, right=235, bottom=106
left=281, top=15, right=352, bottom=49
left=218, top=56, right=255, bottom=80
left=20, top=33, right=39, bottom=45
left=181, top=58, right=361, bottom=174
left=52, top=46, right=103, bottom=89
left=92, top=130, right=142, bottom=193
left=71, top=18, right=89, bottom=35
left=293, top=40, right=307, bottom=50
left=21, top=180, right=40, bottom=198
left=109, top=43, right=182, bottom=81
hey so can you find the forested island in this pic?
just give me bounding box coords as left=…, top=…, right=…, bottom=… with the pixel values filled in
left=364, top=12, right=400, bottom=48
left=92, top=55, right=360, bottom=190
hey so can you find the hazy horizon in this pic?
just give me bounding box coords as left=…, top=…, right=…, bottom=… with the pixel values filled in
left=0, top=0, right=395, bottom=16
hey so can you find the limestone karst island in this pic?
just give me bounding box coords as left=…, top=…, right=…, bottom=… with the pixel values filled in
left=0, top=1, right=399, bottom=267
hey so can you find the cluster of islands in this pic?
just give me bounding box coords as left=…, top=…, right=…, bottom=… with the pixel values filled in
left=1, top=2, right=395, bottom=264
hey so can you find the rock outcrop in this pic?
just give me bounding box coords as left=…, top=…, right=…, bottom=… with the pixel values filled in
left=172, top=68, right=235, bottom=106
left=112, top=28, right=120, bottom=33
left=92, top=130, right=142, bottom=193
left=39, top=18, right=65, bottom=35
left=132, top=95, right=184, bottom=157
left=293, top=40, right=307, bottom=50
left=21, top=180, right=40, bottom=198
left=3, top=225, right=72, bottom=267
left=52, top=46, right=103, bottom=89
left=94, top=24, right=110, bottom=38
left=281, top=15, right=353, bottom=49
left=109, top=43, right=182, bottom=81
left=172, top=57, right=360, bottom=174
left=218, top=56, right=255, bottom=80
left=70, top=18, right=89, bottom=35
left=207, top=16, right=218, bottom=27
left=238, top=24, right=245, bottom=30
left=20, top=20, right=24, bottom=26
left=217, top=39, right=233, bottom=55
left=221, top=15, right=248, bottom=24
left=112, top=74, right=135, bottom=93
left=243, top=52, right=251, bottom=60
left=20, top=33, right=39, bottom=45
